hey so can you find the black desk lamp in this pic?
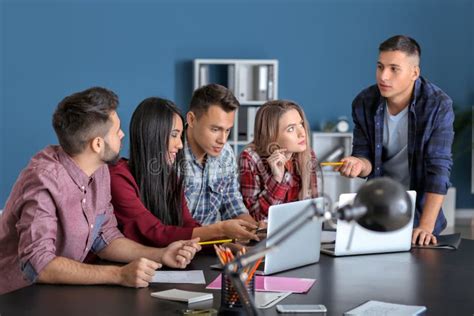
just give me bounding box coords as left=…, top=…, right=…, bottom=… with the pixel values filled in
left=221, top=177, right=413, bottom=316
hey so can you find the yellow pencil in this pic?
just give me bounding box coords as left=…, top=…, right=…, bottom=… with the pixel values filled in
left=320, top=161, right=344, bottom=166
left=199, top=239, right=233, bottom=245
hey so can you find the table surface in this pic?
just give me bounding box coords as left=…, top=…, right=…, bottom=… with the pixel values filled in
left=1, top=240, right=474, bottom=316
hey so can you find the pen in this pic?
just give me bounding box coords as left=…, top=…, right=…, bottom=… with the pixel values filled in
left=256, top=228, right=267, bottom=234
left=199, top=239, right=233, bottom=245
left=320, top=161, right=344, bottom=166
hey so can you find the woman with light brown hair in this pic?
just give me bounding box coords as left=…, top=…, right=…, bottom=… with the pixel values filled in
left=238, top=100, right=318, bottom=221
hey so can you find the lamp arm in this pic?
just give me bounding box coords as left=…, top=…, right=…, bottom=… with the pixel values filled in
left=222, top=200, right=328, bottom=316
left=230, top=200, right=326, bottom=269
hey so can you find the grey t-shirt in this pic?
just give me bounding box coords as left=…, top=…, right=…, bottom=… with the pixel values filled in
left=382, top=104, right=410, bottom=189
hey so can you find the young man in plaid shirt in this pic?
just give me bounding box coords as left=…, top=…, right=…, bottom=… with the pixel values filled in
left=337, top=35, right=454, bottom=246
left=182, top=84, right=261, bottom=238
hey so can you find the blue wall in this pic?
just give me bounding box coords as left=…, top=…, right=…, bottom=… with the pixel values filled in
left=1, top=0, right=473, bottom=208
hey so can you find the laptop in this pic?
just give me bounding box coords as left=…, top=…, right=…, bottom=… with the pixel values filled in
left=320, top=191, right=416, bottom=256
left=263, top=197, right=324, bottom=274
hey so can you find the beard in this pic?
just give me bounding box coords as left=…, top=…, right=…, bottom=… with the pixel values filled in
left=103, top=140, right=121, bottom=165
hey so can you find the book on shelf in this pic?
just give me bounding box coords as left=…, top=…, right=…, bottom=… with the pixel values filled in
left=267, top=65, right=274, bottom=100
left=199, top=64, right=209, bottom=86
left=256, top=65, right=268, bottom=101
left=227, top=64, right=236, bottom=93
left=247, top=106, right=258, bottom=141
left=237, top=64, right=250, bottom=102
left=238, top=106, right=258, bottom=142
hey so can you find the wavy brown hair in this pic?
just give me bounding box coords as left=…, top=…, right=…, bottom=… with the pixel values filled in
left=249, top=100, right=317, bottom=199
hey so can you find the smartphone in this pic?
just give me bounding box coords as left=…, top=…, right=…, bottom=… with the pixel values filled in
left=276, top=304, right=327, bottom=313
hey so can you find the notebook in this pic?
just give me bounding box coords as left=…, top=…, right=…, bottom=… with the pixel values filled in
left=412, top=233, right=461, bottom=250
left=150, top=289, right=213, bottom=304
left=321, top=191, right=416, bottom=256
left=206, top=274, right=315, bottom=293
left=344, top=300, right=427, bottom=315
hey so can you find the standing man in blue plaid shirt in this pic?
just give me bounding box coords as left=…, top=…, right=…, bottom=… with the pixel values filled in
left=337, top=35, right=454, bottom=246
left=182, top=83, right=259, bottom=234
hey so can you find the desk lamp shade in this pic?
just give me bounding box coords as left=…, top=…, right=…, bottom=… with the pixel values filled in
left=354, top=177, right=412, bottom=232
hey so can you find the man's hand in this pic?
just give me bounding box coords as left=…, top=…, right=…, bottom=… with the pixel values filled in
left=118, top=257, right=161, bottom=288
left=220, top=219, right=258, bottom=241
left=267, top=149, right=292, bottom=182
left=336, top=156, right=369, bottom=178
left=412, top=226, right=437, bottom=246
left=161, top=238, right=201, bottom=269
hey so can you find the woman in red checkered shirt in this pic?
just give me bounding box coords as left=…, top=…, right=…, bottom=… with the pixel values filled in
left=239, top=100, right=319, bottom=221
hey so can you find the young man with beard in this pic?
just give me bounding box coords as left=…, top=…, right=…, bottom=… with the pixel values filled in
left=0, top=87, right=200, bottom=294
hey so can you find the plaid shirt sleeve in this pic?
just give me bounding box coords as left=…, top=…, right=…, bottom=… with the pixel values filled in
left=351, top=93, right=374, bottom=164
left=219, top=150, right=249, bottom=220
left=423, top=97, right=454, bottom=195
left=239, top=149, right=290, bottom=221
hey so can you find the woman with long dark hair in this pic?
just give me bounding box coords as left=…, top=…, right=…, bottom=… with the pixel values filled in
left=110, top=97, right=258, bottom=247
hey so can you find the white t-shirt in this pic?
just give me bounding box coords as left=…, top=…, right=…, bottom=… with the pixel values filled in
left=382, top=104, right=410, bottom=189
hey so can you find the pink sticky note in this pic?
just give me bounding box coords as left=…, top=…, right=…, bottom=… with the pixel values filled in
left=206, top=274, right=315, bottom=293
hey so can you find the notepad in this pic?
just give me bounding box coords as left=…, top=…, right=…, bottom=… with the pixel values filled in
left=151, top=270, right=206, bottom=284
left=150, top=289, right=213, bottom=304
left=412, top=233, right=461, bottom=250
left=344, top=300, right=427, bottom=315
left=206, top=274, right=315, bottom=293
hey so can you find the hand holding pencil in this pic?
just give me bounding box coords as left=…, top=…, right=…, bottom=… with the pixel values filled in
left=333, top=156, right=371, bottom=178
left=320, top=161, right=344, bottom=167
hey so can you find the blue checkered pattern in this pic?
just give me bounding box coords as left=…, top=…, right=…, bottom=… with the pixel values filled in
left=182, top=141, right=249, bottom=225
left=351, top=76, right=454, bottom=234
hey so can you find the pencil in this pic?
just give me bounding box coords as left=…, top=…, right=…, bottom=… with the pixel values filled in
left=199, top=239, right=233, bottom=245
left=320, top=161, right=344, bottom=166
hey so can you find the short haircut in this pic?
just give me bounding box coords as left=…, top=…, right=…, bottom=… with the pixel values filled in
left=379, top=35, right=421, bottom=59
left=52, top=87, right=119, bottom=155
left=189, top=83, right=240, bottom=118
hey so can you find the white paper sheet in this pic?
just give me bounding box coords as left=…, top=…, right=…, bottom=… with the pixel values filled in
left=151, top=270, right=206, bottom=284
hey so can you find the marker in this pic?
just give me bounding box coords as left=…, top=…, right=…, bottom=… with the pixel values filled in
left=199, top=239, right=233, bottom=245
left=320, top=162, right=344, bottom=166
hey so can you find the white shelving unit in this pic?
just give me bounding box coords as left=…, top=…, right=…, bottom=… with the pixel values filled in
left=193, top=59, right=279, bottom=154
left=312, top=132, right=366, bottom=207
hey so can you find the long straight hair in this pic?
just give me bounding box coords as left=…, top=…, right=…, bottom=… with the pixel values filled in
left=128, top=97, right=184, bottom=226
left=249, top=100, right=316, bottom=199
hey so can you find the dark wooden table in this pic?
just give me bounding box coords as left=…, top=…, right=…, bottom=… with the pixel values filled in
left=1, top=240, right=474, bottom=315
